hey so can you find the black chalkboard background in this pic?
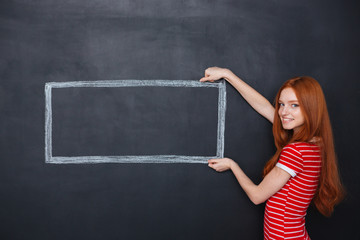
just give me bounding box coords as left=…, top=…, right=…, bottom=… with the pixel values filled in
left=1, top=1, right=359, bottom=239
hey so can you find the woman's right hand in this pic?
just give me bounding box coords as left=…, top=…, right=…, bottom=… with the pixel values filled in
left=208, top=158, right=235, bottom=172
left=200, top=67, right=232, bottom=82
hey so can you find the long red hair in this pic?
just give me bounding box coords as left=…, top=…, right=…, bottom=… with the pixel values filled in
left=263, top=76, right=344, bottom=217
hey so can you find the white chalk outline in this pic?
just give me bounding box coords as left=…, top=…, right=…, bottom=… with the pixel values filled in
left=45, top=80, right=226, bottom=164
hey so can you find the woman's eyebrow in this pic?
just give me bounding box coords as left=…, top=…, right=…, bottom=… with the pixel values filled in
left=279, top=99, right=299, bottom=103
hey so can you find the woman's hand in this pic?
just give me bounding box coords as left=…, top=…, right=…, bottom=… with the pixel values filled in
left=208, top=158, right=235, bottom=172
left=200, top=67, right=232, bottom=82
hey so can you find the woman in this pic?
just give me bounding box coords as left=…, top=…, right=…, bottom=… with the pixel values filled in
left=200, top=67, right=344, bottom=239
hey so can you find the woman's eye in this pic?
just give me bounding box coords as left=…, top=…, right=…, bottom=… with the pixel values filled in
left=291, top=104, right=299, bottom=107
left=279, top=103, right=284, bottom=107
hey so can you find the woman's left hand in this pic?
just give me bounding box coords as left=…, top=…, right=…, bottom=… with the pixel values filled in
left=208, top=158, right=235, bottom=172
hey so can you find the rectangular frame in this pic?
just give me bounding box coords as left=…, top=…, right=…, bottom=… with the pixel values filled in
left=45, top=80, right=226, bottom=164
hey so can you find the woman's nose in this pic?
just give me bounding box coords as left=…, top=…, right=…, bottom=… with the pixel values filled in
left=281, top=106, right=289, bottom=115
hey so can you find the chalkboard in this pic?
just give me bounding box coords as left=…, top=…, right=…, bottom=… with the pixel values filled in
left=0, top=1, right=359, bottom=240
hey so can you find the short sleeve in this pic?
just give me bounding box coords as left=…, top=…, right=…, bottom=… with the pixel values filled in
left=276, top=144, right=303, bottom=177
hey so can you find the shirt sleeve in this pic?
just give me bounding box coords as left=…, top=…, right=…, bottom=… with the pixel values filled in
left=276, top=144, right=303, bottom=177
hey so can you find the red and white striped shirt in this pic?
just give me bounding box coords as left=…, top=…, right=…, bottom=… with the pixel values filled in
left=264, top=142, right=321, bottom=240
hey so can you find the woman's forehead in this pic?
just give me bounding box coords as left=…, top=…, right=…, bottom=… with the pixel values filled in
left=279, top=88, right=298, bottom=102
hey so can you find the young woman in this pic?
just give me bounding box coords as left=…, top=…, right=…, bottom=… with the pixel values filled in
left=200, top=67, right=344, bottom=240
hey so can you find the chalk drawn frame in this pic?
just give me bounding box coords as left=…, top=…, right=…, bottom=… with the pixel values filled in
left=45, top=80, right=226, bottom=164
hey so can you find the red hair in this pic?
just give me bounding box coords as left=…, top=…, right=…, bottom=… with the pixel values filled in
left=263, top=76, right=344, bottom=217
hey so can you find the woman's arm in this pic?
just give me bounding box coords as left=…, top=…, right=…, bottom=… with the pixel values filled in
left=200, top=67, right=275, bottom=123
left=208, top=158, right=291, bottom=205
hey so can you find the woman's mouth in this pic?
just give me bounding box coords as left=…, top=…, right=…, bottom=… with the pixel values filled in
left=282, top=117, right=294, bottom=124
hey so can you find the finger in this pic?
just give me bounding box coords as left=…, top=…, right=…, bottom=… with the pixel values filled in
left=208, top=163, right=217, bottom=170
left=208, top=159, right=218, bottom=164
left=200, top=76, right=212, bottom=82
left=214, top=166, right=223, bottom=172
left=209, top=158, right=227, bottom=162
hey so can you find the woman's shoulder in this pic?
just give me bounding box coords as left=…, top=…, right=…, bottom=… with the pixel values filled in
left=283, top=142, right=306, bottom=148
left=284, top=142, right=320, bottom=152
left=282, top=143, right=302, bottom=156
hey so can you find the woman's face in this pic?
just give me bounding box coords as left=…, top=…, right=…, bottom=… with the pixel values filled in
left=278, top=88, right=305, bottom=133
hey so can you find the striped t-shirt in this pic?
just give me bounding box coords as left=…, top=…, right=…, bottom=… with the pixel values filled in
left=264, top=142, right=321, bottom=240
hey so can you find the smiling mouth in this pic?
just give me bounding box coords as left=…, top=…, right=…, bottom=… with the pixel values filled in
left=282, top=118, right=294, bottom=123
